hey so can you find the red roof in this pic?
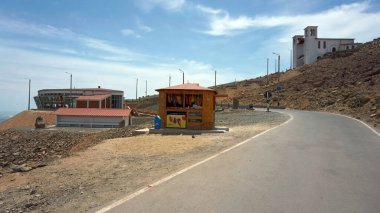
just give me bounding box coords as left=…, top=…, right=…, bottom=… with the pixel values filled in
left=156, top=83, right=216, bottom=92
left=76, top=94, right=111, bottom=101
left=54, top=108, right=132, bottom=117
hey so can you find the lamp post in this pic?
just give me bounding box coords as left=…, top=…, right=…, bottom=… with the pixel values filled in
left=178, top=69, right=184, bottom=84
left=289, top=49, right=293, bottom=70
left=65, top=72, right=72, bottom=107
left=266, top=58, right=269, bottom=112
left=266, top=58, right=269, bottom=86
left=145, top=80, right=147, bottom=97
left=272, top=52, right=280, bottom=106
left=135, top=78, right=138, bottom=100
left=25, top=78, right=31, bottom=110
left=213, top=70, right=217, bottom=88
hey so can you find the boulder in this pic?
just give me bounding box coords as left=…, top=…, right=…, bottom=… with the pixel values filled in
left=9, top=163, right=33, bottom=173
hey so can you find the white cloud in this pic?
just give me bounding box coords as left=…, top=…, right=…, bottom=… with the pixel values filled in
left=134, top=0, right=185, bottom=12
left=121, top=28, right=142, bottom=38
left=196, top=4, right=224, bottom=15
left=138, top=24, right=153, bottom=33
left=197, top=1, right=380, bottom=42
left=121, top=23, right=153, bottom=38
left=0, top=16, right=147, bottom=61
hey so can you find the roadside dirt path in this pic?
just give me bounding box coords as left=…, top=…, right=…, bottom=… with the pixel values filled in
left=0, top=110, right=289, bottom=212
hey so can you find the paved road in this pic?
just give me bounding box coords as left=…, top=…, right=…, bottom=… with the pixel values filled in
left=100, top=110, right=380, bottom=213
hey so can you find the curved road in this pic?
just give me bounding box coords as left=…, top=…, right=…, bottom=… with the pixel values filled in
left=98, top=110, right=380, bottom=213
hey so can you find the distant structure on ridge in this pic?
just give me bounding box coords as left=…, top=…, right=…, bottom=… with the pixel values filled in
left=292, top=26, right=361, bottom=68
left=34, top=87, right=124, bottom=110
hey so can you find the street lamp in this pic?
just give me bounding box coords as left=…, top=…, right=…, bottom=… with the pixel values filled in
left=178, top=69, right=184, bottom=84
left=213, top=70, right=217, bottom=88
left=289, top=49, right=293, bottom=70
left=135, top=78, right=138, bottom=100
left=272, top=52, right=281, bottom=106
left=266, top=58, right=270, bottom=112
left=145, top=80, right=147, bottom=97
left=65, top=72, right=72, bottom=107
left=24, top=78, right=31, bottom=110
left=266, top=58, right=269, bottom=86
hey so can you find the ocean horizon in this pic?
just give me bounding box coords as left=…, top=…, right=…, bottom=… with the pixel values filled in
left=0, top=111, right=19, bottom=124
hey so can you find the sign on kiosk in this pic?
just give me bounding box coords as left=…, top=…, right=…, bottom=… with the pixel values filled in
left=167, top=112, right=186, bottom=128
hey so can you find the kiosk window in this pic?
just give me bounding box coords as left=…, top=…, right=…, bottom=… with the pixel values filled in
left=167, top=94, right=183, bottom=108
left=185, top=94, right=203, bottom=109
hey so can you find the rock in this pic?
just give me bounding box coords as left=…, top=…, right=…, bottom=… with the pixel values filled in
left=25, top=203, right=34, bottom=208
left=312, top=81, right=324, bottom=87
left=30, top=189, right=37, bottom=195
left=35, top=162, right=47, bottom=168
left=370, top=114, right=377, bottom=118
left=358, top=95, right=370, bottom=105
left=10, top=163, right=33, bottom=173
left=371, top=106, right=377, bottom=111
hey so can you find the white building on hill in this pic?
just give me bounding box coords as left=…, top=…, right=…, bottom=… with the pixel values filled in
left=293, top=26, right=360, bottom=68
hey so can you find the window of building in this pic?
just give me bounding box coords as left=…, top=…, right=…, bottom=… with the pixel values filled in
left=352, top=45, right=354, bottom=49
left=318, top=41, right=320, bottom=49
left=311, top=29, right=316, bottom=36
left=332, top=47, right=336, bottom=52
left=323, top=41, right=326, bottom=49
left=346, top=46, right=349, bottom=50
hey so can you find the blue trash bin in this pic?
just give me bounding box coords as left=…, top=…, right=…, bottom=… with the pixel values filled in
left=154, top=115, right=161, bottom=129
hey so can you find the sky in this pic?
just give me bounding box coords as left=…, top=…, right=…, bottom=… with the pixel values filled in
left=1, top=0, right=380, bottom=111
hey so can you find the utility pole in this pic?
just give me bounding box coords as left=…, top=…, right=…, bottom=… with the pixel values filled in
left=178, top=69, right=184, bottom=84
left=169, top=75, right=171, bottom=86
left=290, top=49, right=293, bottom=70
left=145, top=80, right=147, bottom=97
left=266, top=58, right=269, bottom=112
left=28, top=79, right=31, bottom=110
left=275, top=59, right=277, bottom=74
left=273, top=52, right=281, bottom=106
left=65, top=72, right=72, bottom=107
left=25, top=78, right=31, bottom=110
left=266, top=58, right=269, bottom=85
left=214, top=70, right=217, bottom=88
left=135, top=78, right=138, bottom=100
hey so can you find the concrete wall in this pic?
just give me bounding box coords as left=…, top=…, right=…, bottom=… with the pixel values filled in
left=57, top=115, right=129, bottom=128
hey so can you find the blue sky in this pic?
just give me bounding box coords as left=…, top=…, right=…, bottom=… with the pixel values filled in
left=1, top=0, right=380, bottom=111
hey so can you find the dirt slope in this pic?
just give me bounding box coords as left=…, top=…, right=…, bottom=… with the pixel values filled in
left=214, top=38, right=380, bottom=129
left=0, top=110, right=56, bottom=131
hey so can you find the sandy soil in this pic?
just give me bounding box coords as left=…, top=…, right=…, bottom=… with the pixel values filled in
left=0, top=110, right=289, bottom=212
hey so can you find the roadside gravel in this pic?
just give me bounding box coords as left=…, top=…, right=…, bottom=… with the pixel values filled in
left=0, top=110, right=289, bottom=213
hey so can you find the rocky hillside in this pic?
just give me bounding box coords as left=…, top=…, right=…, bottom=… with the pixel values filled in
left=0, top=110, right=56, bottom=131
left=0, top=125, right=149, bottom=175
left=125, top=95, right=159, bottom=114
left=216, top=38, right=380, bottom=129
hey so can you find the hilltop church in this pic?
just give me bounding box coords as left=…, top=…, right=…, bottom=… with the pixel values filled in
left=293, top=26, right=360, bottom=68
